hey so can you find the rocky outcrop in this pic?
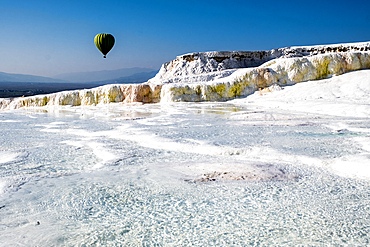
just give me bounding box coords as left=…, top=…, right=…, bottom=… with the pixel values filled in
left=0, top=83, right=162, bottom=110
left=166, top=162, right=297, bottom=182
left=149, top=41, right=370, bottom=84
left=159, top=52, right=370, bottom=102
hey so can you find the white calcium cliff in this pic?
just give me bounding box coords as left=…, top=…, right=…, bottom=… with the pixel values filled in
left=149, top=41, right=370, bottom=84
left=1, top=41, right=370, bottom=109
left=158, top=51, right=370, bottom=102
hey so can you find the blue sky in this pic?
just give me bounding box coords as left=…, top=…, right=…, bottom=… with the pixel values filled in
left=1, top=0, right=370, bottom=77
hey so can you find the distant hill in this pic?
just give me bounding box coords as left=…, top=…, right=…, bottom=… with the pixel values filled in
left=92, top=71, right=158, bottom=84
left=0, top=69, right=159, bottom=98
left=52, top=67, right=157, bottom=83
left=0, top=71, right=66, bottom=83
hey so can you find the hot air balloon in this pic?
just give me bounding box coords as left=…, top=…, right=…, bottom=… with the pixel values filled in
left=94, top=33, right=115, bottom=58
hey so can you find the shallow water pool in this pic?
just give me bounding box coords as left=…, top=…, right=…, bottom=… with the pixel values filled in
left=1, top=102, right=370, bottom=246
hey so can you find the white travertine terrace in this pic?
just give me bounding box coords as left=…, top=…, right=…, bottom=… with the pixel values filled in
left=158, top=52, right=370, bottom=102
left=1, top=41, right=370, bottom=109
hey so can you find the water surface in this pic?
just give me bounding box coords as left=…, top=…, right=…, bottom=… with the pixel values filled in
left=1, top=102, right=369, bottom=246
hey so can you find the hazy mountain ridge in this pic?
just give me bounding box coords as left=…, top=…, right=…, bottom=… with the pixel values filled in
left=92, top=70, right=158, bottom=84
left=52, top=67, right=157, bottom=83
left=0, top=70, right=159, bottom=98
left=0, top=72, right=67, bottom=83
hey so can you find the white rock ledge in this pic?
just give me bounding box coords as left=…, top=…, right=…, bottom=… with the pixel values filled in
left=150, top=41, right=370, bottom=83
left=0, top=84, right=162, bottom=110
left=159, top=52, right=370, bottom=102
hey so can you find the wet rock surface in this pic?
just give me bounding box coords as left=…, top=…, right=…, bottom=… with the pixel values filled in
left=169, top=162, right=298, bottom=182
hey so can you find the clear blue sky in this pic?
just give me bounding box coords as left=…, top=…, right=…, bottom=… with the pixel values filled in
left=1, top=0, right=369, bottom=77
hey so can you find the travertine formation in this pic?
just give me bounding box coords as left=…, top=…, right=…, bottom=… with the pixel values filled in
left=159, top=52, right=370, bottom=102
left=1, top=41, right=370, bottom=109
left=0, top=84, right=162, bottom=110
left=149, top=41, right=370, bottom=83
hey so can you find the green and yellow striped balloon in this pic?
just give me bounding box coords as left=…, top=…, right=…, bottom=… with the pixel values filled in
left=94, top=33, right=115, bottom=58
